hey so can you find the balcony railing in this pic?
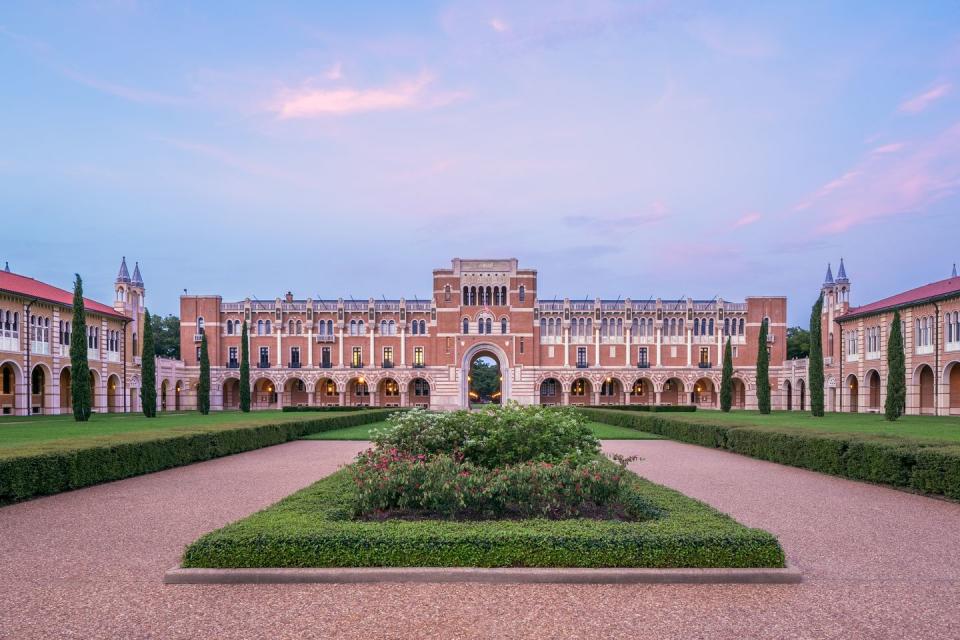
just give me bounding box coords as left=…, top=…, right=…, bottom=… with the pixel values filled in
left=539, top=301, right=564, bottom=311
left=319, top=362, right=333, bottom=369
left=698, top=362, right=713, bottom=368
left=288, top=361, right=302, bottom=368
left=636, top=362, right=650, bottom=369
left=193, top=333, right=204, bottom=342
left=30, top=341, right=51, bottom=355
left=0, top=335, right=19, bottom=352
left=350, top=362, right=364, bottom=368
left=257, top=361, right=271, bottom=368
left=225, top=361, right=239, bottom=369
left=576, top=362, right=589, bottom=369
left=315, top=334, right=336, bottom=343
left=382, top=361, right=394, bottom=368
left=413, top=362, right=425, bottom=368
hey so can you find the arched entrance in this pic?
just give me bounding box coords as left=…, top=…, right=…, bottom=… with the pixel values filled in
left=106, top=374, right=121, bottom=413
left=539, top=378, right=561, bottom=405
left=798, top=379, right=806, bottom=411
left=409, top=377, right=430, bottom=408
left=661, top=377, right=684, bottom=405
left=1, top=361, right=22, bottom=416
left=846, top=374, right=859, bottom=413
left=174, top=380, right=183, bottom=411
left=731, top=378, right=746, bottom=409
left=31, top=365, right=48, bottom=414
left=347, top=377, right=370, bottom=406
left=222, top=378, right=240, bottom=409
left=284, top=378, right=308, bottom=406
left=570, top=378, right=591, bottom=406
left=59, top=367, right=72, bottom=413
left=783, top=380, right=792, bottom=411
left=379, top=378, right=401, bottom=407
left=693, top=378, right=715, bottom=407
left=630, top=378, right=654, bottom=404
left=253, top=378, right=276, bottom=409
left=946, top=362, right=960, bottom=416
left=866, top=370, right=881, bottom=412
left=89, top=370, right=100, bottom=413
left=598, top=377, right=623, bottom=405
left=461, top=343, right=509, bottom=408
left=315, top=378, right=338, bottom=406
left=916, top=365, right=935, bottom=415
left=160, top=380, right=169, bottom=411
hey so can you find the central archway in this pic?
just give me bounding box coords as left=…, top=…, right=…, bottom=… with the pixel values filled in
left=461, top=343, right=510, bottom=408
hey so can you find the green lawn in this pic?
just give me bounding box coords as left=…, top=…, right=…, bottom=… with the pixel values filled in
left=303, top=420, right=662, bottom=441
left=0, top=410, right=365, bottom=457
left=659, top=410, right=960, bottom=445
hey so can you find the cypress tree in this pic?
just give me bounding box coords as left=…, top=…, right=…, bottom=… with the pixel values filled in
left=140, top=309, right=157, bottom=417
left=756, top=318, right=771, bottom=413
left=720, top=337, right=733, bottom=412
left=69, top=274, right=92, bottom=421
left=198, top=333, right=210, bottom=414
left=239, top=320, right=251, bottom=412
left=810, top=295, right=825, bottom=417
left=885, top=309, right=906, bottom=421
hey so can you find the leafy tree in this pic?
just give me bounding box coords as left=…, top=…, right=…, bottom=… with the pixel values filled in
left=239, top=320, right=251, bottom=412
left=150, top=314, right=181, bottom=359
left=885, top=309, right=906, bottom=421
left=69, top=274, right=92, bottom=422
left=198, top=333, right=210, bottom=414
left=756, top=318, right=771, bottom=414
left=786, top=326, right=811, bottom=360
left=140, top=309, right=157, bottom=417
left=470, top=358, right=501, bottom=401
left=720, top=337, right=733, bottom=412
left=810, top=295, right=825, bottom=417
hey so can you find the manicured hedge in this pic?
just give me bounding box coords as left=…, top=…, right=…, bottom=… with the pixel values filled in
left=581, top=409, right=960, bottom=500
left=182, top=466, right=785, bottom=569
left=281, top=406, right=370, bottom=413
left=580, top=405, right=697, bottom=413
left=0, top=410, right=397, bottom=505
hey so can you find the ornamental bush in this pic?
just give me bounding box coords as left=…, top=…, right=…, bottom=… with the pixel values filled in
left=350, top=450, right=653, bottom=520
left=372, top=404, right=600, bottom=467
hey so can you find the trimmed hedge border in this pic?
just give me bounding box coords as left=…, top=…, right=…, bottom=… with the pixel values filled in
left=182, top=466, right=786, bottom=569
left=581, top=409, right=960, bottom=500
left=580, top=405, right=697, bottom=413
left=281, top=406, right=371, bottom=413
left=0, top=410, right=398, bottom=505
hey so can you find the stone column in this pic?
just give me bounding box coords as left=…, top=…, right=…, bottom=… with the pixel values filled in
left=307, top=330, right=313, bottom=367
left=594, top=328, right=600, bottom=367
left=339, top=390, right=346, bottom=406
left=307, top=390, right=315, bottom=407
left=400, top=328, right=406, bottom=366
left=562, top=390, right=570, bottom=406
left=563, top=328, right=569, bottom=367
left=625, top=328, right=632, bottom=367
left=400, top=390, right=408, bottom=407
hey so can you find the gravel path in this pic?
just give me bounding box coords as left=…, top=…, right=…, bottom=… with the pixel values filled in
left=1, top=439, right=958, bottom=639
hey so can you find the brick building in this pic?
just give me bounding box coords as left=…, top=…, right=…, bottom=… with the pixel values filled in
left=821, top=260, right=960, bottom=415
left=0, top=259, right=148, bottom=415
left=179, top=258, right=795, bottom=411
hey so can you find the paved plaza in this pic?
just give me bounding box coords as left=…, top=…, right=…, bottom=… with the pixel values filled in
left=1, top=439, right=958, bottom=639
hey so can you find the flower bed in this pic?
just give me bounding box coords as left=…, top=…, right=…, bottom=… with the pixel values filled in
left=182, top=406, right=786, bottom=569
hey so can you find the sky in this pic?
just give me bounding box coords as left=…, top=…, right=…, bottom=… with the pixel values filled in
left=2, top=0, right=959, bottom=326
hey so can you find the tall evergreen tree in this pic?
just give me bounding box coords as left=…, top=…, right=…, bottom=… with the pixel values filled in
left=720, top=337, right=734, bottom=412
left=69, top=274, right=92, bottom=422
left=239, top=320, right=251, bottom=412
left=140, top=309, right=157, bottom=417
left=885, top=309, right=906, bottom=421
left=756, top=318, right=771, bottom=414
left=198, top=333, right=210, bottom=414
left=810, top=295, right=825, bottom=417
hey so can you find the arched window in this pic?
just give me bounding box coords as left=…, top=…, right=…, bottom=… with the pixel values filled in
left=540, top=318, right=546, bottom=336
left=264, top=320, right=271, bottom=334
left=485, top=318, right=492, bottom=334
left=501, top=286, right=507, bottom=304
left=470, top=287, right=477, bottom=306
left=444, top=285, right=451, bottom=302
left=501, top=317, right=508, bottom=334
left=494, top=288, right=501, bottom=306
left=419, top=320, right=426, bottom=334
left=197, top=317, right=205, bottom=335
left=519, top=285, right=526, bottom=302
left=380, top=320, right=388, bottom=335
left=296, top=320, right=302, bottom=334
left=388, top=320, right=396, bottom=335
left=708, top=318, right=714, bottom=335
left=358, top=320, right=365, bottom=335
left=227, top=320, right=233, bottom=335
left=463, top=318, right=470, bottom=334
left=132, top=332, right=138, bottom=356
left=411, top=321, right=418, bottom=335
left=463, top=286, right=469, bottom=304
left=571, top=318, right=578, bottom=337
left=327, top=320, right=334, bottom=335
left=601, top=318, right=608, bottom=336
left=586, top=318, right=593, bottom=335
left=678, top=318, right=684, bottom=336
left=257, top=320, right=264, bottom=335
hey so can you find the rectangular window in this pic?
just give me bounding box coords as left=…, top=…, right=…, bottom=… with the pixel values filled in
left=670, top=346, right=677, bottom=358
left=196, top=346, right=201, bottom=361
left=259, top=347, right=269, bottom=367
left=321, top=346, right=331, bottom=367
left=383, top=346, right=393, bottom=366
left=352, top=346, right=363, bottom=367
left=414, top=346, right=424, bottom=366
left=547, top=346, right=555, bottom=358
left=699, top=347, right=709, bottom=365
left=290, top=346, right=300, bottom=366
left=577, top=347, right=587, bottom=367
left=637, top=347, right=648, bottom=366
left=520, top=338, right=524, bottom=354
left=228, top=347, right=238, bottom=366
left=732, top=345, right=739, bottom=358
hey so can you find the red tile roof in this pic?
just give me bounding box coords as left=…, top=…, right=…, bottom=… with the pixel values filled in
left=840, top=276, right=960, bottom=321
left=0, top=270, right=128, bottom=320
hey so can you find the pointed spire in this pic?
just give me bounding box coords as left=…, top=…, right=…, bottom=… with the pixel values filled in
left=823, top=262, right=834, bottom=285
left=836, top=257, right=848, bottom=282
left=953, top=263, right=958, bottom=278
left=116, top=256, right=131, bottom=283
left=131, top=261, right=143, bottom=286
left=3, top=261, right=9, bottom=272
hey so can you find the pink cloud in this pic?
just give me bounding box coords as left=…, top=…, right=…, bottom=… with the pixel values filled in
left=734, top=212, right=762, bottom=227
left=324, top=62, right=343, bottom=81
left=489, top=18, right=509, bottom=33
left=273, top=73, right=464, bottom=118
left=899, top=83, right=951, bottom=114
left=872, top=142, right=905, bottom=154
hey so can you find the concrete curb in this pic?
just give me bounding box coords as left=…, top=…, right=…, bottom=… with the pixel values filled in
left=164, top=565, right=802, bottom=585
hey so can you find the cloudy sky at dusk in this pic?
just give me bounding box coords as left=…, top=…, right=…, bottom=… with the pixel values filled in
left=2, top=1, right=959, bottom=325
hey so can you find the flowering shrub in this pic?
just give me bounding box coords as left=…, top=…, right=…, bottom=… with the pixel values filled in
left=350, top=449, right=654, bottom=520
left=372, top=404, right=600, bottom=467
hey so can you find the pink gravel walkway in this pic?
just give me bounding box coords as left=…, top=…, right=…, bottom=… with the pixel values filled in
left=1, top=439, right=959, bottom=639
